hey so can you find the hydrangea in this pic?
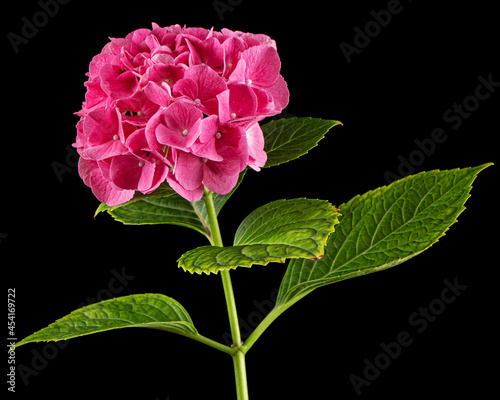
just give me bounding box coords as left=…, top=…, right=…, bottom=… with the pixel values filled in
left=74, top=23, right=289, bottom=205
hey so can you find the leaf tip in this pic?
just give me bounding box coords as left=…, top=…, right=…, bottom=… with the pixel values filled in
left=94, top=202, right=108, bottom=218
left=476, top=162, right=494, bottom=172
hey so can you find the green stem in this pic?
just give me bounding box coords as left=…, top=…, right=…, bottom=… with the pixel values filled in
left=180, top=332, right=236, bottom=356
left=242, top=294, right=310, bottom=354
left=232, top=350, right=249, bottom=399
left=203, top=187, right=223, bottom=247
left=241, top=304, right=287, bottom=354
left=203, top=188, right=249, bottom=400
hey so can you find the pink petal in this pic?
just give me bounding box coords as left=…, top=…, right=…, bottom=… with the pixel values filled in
left=78, top=157, right=97, bottom=188
left=145, top=112, right=173, bottom=163
left=229, top=45, right=280, bottom=88
left=200, top=37, right=224, bottom=71
left=267, top=74, right=289, bottom=111
left=124, top=128, right=148, bottom=153
left=172, top=78, right=198, bottom=101
left=186, top=36, right=224, bottom=71
left=245, top=122, right=267, bottom=171
left=144, top=81, right=173, bottom=107
left=83, top=108, right=128, bottom=160
left=189, top=115, right=221, bottom=161
left=99, top=64, right=138, bottom=100
left=182, top=27, right=211, bottom=41
left=185, top=37, right=203, bottom=66
left=203, top=146, right=242, bottom=195
left=115, top=92, right=160, bottom=126
left=120, top=129, right=169, bottom=193
left=143, top=63, right=185, bottom=86
left=189, top=65, right=227, bottom=101
left=218, top=125, right=248, bottom=171
left=173, top=65, right=227, bottom=115
left=125, top=28, right=152, bottom=49
left=110, top=153, right=155, bottom=192
left=241, top=45, right=280, bottom=88
left=228, top=58, right=247, bottom=84
left=252, top=86, right=275, bottom=115
left=142, top=160, right=168, bottom=194
left=155, top=102, right=203, bottom=151
left=166, top=171, right=204, bottom=201
left=197, top=115, right=219, bottom=143
left=222, top=37, right=245, bottom=78
left=83, top=78, right=108, bottom=111
left=173, top=150, right=205, bottom=191
left=88, top=53, right=116, bottom=79
left=78, top=158, right=134, bottom=206
left=228, top=83, right=258, bottom=119
left=217, top=89, right=231, bottom=125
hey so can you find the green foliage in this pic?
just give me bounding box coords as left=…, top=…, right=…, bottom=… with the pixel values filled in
left=93, top=117, right=342, bottom=242
left=14, top=294, right=197, bottom=348
left=261, top=117, right=342, bottom=168
left=178, top=198, right=341, bottom=274
left=276, top=164, right=492, bottom=309
left=95, top=171, right=247, bottom=240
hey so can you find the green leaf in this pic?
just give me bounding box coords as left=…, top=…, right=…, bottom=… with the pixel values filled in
left=105, top=193, right=211, bottom=236
left=95, top=170, right=247, bottom=240
left=276, top=163, right=492, bottom=308
left=94, top=182, right=178, bottom=216
left=179, top=198, right=341, bottom=274
left=14, top=294, right=197, bottom=348
left=261, top=117, right=342, bottom=168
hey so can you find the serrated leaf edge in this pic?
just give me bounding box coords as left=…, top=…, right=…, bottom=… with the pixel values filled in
left=14, top=294, right=198, bottom=348
left=262, top=117, right=342, bottom=168
left=276, top=163, right=493, bottom=306
left=179, top=198, right=341, bottom=275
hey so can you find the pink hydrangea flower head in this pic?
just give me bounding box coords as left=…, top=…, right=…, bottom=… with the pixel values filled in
left=74, top=23, right=289, bottom=205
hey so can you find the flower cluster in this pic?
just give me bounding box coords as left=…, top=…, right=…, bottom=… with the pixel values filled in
left=74, top=23, right=289, bottom=205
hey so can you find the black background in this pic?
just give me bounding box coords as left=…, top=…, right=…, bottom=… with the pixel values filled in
left=3, top=0, right=498, bottom=399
